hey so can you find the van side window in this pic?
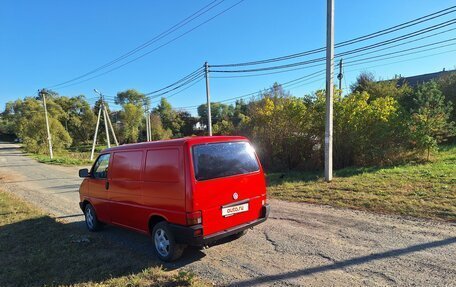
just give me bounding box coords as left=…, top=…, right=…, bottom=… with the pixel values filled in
left=145, top=149, right=180, bottom=182
left=92, top=154, right=110, bottom=179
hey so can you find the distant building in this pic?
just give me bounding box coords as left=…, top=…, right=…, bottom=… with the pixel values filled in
left=390, top=68, right=456, bottom=88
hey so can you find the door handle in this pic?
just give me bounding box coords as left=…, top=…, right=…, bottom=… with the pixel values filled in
left=105, top=181, right=110, bottom=190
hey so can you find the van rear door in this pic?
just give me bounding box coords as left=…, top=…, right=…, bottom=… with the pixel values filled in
left=190, top=141, right=266, bottom=236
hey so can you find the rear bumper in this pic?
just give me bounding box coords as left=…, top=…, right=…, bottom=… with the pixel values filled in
left=169, top=204, right=270, bottom=246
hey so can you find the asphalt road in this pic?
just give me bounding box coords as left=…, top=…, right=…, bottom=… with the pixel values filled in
left=1, top=142, right=455, bottom=286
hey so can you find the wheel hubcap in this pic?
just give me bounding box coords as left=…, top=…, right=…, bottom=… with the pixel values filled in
left=86, top=207, right=94, bottom=229
left=154, top=228, right=170, bottom=257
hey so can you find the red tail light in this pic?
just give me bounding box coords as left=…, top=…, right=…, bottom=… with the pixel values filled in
left=186, top=211, right=202, bottom=225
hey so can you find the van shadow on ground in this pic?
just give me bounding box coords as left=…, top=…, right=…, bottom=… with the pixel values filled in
left=0, top=215, right=207, bottom=287
left=230, top=236, right=456, bottom=286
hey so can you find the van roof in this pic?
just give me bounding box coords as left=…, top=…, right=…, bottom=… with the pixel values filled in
left=103, top=136, right=248, bottom=152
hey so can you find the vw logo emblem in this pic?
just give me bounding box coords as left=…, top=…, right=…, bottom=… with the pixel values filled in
left=233, top=192, right=239, bottom=200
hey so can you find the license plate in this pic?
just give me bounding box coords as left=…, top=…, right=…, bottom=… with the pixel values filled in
left=222, top=203, right=249, bottom=217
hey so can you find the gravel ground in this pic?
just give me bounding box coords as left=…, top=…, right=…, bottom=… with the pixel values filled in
left=1, top=142, right=455, bottom=287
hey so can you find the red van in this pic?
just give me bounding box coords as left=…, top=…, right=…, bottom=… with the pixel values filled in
left=78, top=136, right=269, bottom=261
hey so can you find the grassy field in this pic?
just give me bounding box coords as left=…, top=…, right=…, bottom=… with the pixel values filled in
left=268, top=145, right=456, bottom=221
left=0, top=190, right=208, bottom=287
left=27, top=145, right=108, bottom=166
left=29, top=152, right=94, bottom=166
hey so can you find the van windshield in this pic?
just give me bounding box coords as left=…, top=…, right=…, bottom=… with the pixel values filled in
left=192, top=142, right=260, bottom=181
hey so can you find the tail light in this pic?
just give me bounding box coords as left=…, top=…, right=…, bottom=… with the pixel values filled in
left=186, top=211, right=202, bottom=225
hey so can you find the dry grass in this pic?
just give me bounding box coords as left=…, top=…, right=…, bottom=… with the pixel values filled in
left=0, top=191, right=209, bottom=287
left=268, top=145, right=456, bottom=221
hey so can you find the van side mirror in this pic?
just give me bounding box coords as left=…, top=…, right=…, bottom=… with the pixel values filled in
left=79, top=168, right=89, bottom=178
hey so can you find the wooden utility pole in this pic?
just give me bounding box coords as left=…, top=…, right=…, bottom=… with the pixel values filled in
left=337, top=58, right=343, bottom=94
left=325, top=0, right=334, bottom=182
left=40, top=89, right=53, bottom=159
left=204, top=62, right=212, bottom=136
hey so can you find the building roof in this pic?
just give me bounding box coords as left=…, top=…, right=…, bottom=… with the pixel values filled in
left=394, top=69, right=456, bottom=87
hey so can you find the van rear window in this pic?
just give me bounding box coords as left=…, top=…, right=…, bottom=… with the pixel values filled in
left=192, top=142, right=260, bottom=181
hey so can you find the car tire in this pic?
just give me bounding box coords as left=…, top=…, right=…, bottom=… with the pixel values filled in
left=84, top=203, right=102, bottom=232
left=152, top=221, right=186, bottom=262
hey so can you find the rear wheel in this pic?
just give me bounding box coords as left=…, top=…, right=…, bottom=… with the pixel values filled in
left=152, top=221, right=186, bottom=261
left=84, top=204, right=102, bottom=232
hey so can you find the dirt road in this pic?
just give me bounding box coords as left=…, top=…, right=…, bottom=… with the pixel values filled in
left=1, top=142, right=455, bottom=286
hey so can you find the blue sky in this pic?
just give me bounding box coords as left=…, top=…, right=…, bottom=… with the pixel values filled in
left=1, top=0, right=455, bottom=113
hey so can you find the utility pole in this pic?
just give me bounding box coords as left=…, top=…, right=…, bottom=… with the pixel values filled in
left=90, top=105, right=102, bottom=161
left=90, top=89, right=119, bottom=160
left=147, top=112, right=151, bottom=141
left=337, top=58, right=343, bottom=95
left=40, top=89, right=53, bottom=159
left=204, top=62, right=212, bottom=136
left=144, top=105, right=150, bottom=142
left=103, top=104, right=119, bottom=146
left=325, top=0, right=334, bottom=182
left=102, top=104, right=111, bottom=148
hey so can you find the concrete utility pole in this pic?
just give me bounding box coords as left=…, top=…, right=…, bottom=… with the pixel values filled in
left=90, top=89, right=119, bottom=160
left=102, top=104, right=111, bottom=148
left=147, top=112, right=151, bottom=141
left=144, top=105, right=151, bottom=142
left=145, top=110, right=150, bottom=141
left=103, top=104, right=119, bottom=146
left=204, top=62, right=213, bottom=136
left=40, top=90, right=53, bottom=159
left=325, top=0, right=334, bottom=182
left=337, top=58, right=343, bottom=94
left=90, top=105, right=102, bottom=161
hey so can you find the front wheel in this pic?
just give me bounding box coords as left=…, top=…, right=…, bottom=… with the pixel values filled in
left=152, top=222, right=186, bottom=261
left=84, top=204, right=102, bottom=232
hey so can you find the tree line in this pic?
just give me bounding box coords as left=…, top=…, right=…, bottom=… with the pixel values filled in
left=1, top=71, right=455, bottom=171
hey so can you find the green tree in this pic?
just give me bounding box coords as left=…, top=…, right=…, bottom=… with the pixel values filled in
left=3, top=97, right=72, bottom=153
left=246, top=84, right=315, bottom=170
left=115, top=89, right=150, bottom=108
left=176, top=111, right=197, bottom=136
left=153, top=98, right=183, bottom=137
left=53, top=95, right=96, bottom=145
left=21, top=116, right=72, bottom=154
left=436, top=72, right=456, bottom=124
left=120, top=103, right=143, bottom=143
left=197, top=102, right=234, bottom=131
left=350, top=72, right=412, bottom=102
left=150, top=113, right=172, bottom=140
left=409, top=81, right=455, bottom=160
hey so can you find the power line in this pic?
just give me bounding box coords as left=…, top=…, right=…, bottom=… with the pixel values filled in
left=47, top=0, right=225, bottom=89
left=174, top=46, right=456, bottom=110
left=151, top=76, right=205, bottom=103
left=345, top=41, right=456, bottom=66
left=210, top=5, right=456, bottom=68
left=146, top=71, right=205, bottom=99
left=175, top=69, right=327, bottom=109
left=50, top=0, right=246, bottom=90
left=209, top=19, right=456, bottom=73
left=145, top=66, right=204, bottom=95
left=210, top=26, right=456, bottom=78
